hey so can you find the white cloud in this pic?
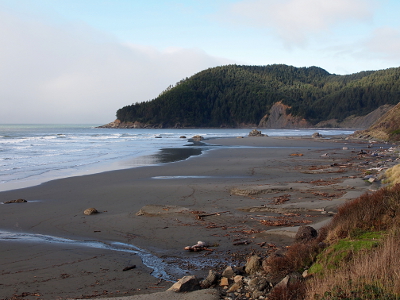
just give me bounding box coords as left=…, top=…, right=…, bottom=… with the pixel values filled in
left=0, top=9, right=232, bottom=124
left=226, top=0, right=376, bottom=46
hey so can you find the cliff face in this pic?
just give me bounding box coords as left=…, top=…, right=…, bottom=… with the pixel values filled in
left=256, top=102, right=393, bottom=129
left=351, top=103, right=400, bottom=141
left=258, top=102, right=311, bottom=128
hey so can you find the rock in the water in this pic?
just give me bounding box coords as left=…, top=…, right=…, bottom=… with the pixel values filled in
left=248, top=129, right=266, bottom=137
left=312, top=132, right=323, bottom=138
left=3, top=198, right=27, bottom=204
left=245, top=255, right=261, bottom=275
left=168, top=275, right=200, bottom=292
left=295, top=225, right=318, bottom=243
left=192, top=135, right=204, bottom=141
left=84, top=208, right=98, bottom=215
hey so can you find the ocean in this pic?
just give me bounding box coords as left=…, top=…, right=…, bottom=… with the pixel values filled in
left=0, top=124, right=355, bottom=192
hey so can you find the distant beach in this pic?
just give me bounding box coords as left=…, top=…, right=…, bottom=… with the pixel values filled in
left=0, top=125, right=354, bottom=192
left=0, top=132, right=388, bottom=299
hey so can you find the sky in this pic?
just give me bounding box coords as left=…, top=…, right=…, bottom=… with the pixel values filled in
left=1, top=0, right=400, bottom=124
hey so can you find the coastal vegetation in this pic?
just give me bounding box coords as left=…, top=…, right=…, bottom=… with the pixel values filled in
left=263, top=175, right=400, bottom=299
left=115, top=64, right=400, bottom=128
left=352, top=102, right=400, bottom=141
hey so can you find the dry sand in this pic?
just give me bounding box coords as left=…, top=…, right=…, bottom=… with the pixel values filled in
left=0, top=135, right=388, bottom=300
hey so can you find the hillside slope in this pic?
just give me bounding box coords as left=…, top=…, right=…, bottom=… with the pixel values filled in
left=351, top=102, right=400, bottom=141
left=108, top=64, right=400, bottom=129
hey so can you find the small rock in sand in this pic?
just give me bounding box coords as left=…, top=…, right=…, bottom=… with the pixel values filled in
left=84, top=208, right=98, bottom=215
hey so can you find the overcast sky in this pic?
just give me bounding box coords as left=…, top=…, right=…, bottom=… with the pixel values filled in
left=1, top=0, right=400, bottom=124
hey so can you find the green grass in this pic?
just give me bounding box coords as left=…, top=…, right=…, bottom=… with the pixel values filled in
left=308, top=232, right=383, bottom=276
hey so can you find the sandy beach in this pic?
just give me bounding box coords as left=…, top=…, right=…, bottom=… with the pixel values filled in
left=0, top=135, right=389, bottom=300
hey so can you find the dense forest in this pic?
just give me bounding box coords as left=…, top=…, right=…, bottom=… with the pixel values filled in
left=116, top=64, right=400, bottom=128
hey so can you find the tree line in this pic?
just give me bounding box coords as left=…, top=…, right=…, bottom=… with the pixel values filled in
left=116, top=64, right=400, bottom=127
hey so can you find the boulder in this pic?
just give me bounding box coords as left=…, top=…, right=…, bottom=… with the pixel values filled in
left=248, top=129, right=266, bottom=137
left=274, top=272, right=302, bottom=290
left=83, top=208, right=98, bottom=215
left=312, top=132, right=323, bottom=138
left=201, top=270, right=219, bottom=288
left=295, top=225, right=318, bottom=243
left=168, top=275, right=200, bottom=292
left=192, top=135, right=204, bottom=141
left=245, top=255, right=261, bottom=275
left=247, top=276, right=270, bottom=292
left=222, top=266, right=236, bottom=279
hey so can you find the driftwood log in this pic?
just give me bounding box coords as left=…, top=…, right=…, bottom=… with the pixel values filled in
left=196, top=210, right=230, bottom=220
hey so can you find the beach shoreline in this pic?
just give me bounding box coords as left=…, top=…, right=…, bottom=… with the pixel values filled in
left=0, top=135, right=393, bottom=300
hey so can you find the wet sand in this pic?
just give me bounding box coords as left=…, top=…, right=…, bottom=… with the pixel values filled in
left=0, top=136, right=384, bottom=299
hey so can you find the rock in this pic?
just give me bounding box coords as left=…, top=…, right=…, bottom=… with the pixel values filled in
left=220, top=277, right=229, bottom=287
left=252, top=290, right=265, bottom=299
left=274, top=272, right=302, bottom=289
left=248, top=129, right=266, bottom=137
left=227, top=281, right=242, bottom=293
left=192, top=135, right=204, bottom=141
left=234, top=275, right=244, bottom=283
left=201, top=270, right=219, bottom=288
left=302, top=269, right=309, bottom=278
left=245, top=255, right=261, bottom=275
left=233, top=266, right=245, bottom=275
left=248, top=276, right=270, bottom=292
left=180, top=136, right=186, bottom=138
left=167, top=275, right=200, bottom=292
left=3, top=198, right=27, bottom=204
left=295, top=225, right=318, bottom=243
left=83, top=208, right=98, bottom=215
left=312, top=132, right=323, bottom=138
left=222, top=266, right=236, bottom=279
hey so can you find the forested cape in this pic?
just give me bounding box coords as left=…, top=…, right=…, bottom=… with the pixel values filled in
left=116, top=64, right=400, bottom=128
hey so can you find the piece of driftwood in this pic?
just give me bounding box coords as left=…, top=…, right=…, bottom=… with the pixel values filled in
left=3, top=199, right=27, bottom=204
left=184, top=241, right=213, bottom=252
left=122, top=265, right=136, bottom=271
left=196, top=210, right=230, bottom=220
left=233, top=240, right=251, bottom=246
